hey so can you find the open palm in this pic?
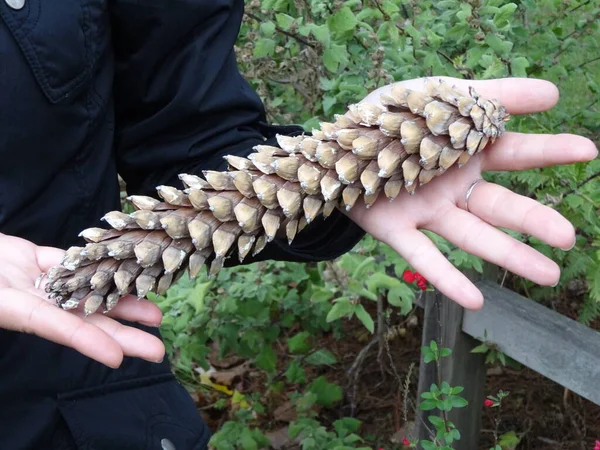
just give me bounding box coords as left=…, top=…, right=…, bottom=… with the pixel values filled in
left=349, top=77, right=598, bottom=310
left=0, top=233, right=165, bottom=367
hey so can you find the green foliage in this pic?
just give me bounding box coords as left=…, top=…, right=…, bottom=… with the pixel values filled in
left=208, top=409, right=271, bottom=450
left=162, top=1, right=599, bottom=448
left=238, top=0, right=600, bottom=322
left=417, top=341, right=467, bottom=448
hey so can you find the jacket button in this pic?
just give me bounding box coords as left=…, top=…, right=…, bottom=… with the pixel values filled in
left=161, top=438, right=176, bottom=450
left=5, top=0, right=25, bottom=9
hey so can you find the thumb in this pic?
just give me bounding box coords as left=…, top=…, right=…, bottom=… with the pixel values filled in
left=36, top=246, right=66, bottom=272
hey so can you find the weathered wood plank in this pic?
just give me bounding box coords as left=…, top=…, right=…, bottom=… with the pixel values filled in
left=416, top=289, right=487, bottom=449
left=464, top=280, right=600, bottom=406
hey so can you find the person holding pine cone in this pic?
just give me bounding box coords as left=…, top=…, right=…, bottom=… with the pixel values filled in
left=0, top=1, right=597, bottom=449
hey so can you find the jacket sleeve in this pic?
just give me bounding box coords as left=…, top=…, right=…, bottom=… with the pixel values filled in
left=109, top=0, right=365, bottom=264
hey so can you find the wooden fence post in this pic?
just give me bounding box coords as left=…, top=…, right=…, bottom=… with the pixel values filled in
left=415, top=288, right=487, bottom=448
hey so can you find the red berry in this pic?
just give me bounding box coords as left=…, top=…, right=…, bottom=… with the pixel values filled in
left=414, top=272, right=426, bottom=283
left=484, top=399, right=494, bottom=407
left=402, top=270, right=416, bottom=283
left=402, top=437, right=410, bottom=446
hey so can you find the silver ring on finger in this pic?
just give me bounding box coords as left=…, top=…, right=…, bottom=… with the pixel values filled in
left=464, top=178, right=485, bottom=213
left=34, top=272, right=47, bottom=290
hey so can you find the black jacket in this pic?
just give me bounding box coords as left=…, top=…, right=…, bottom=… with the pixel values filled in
left=0, top=1, right=364, bottom=449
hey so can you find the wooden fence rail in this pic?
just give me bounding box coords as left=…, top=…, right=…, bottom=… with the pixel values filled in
left=414, top=276, right=600, bottom=449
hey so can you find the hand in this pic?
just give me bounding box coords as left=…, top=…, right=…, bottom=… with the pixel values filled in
left=349, top=77, right=598, bottom=310
left=0, top=233, right=165, bottom=368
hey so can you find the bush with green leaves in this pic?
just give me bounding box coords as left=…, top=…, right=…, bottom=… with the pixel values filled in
left=237, top=0, right=600, bottom=320
left=155, top=1, right=599, bottom=448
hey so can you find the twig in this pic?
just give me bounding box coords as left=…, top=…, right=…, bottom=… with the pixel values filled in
left=567, top=0, right=591, bottom=13
left=555, top=99, right=598, bottom=128
left=245, top=12, right=317, bottom=49
left=402, top=363, right=415, bottom=424
left=347, top=336, right=379, bottom=416
left=434, top=294, right=450, bottom=436
left=500, top=269, right=508, bottom=287
left=377, top=295, right=386, bottom=378
left=577, top=54, right=600, bottom=68
left=561, top=171, right=600, bottom=198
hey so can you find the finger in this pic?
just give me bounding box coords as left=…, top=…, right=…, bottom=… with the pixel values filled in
left=78, top=312, right=166, bottom=363
left=375, top=227, right=484, bottom=309
left=464, top=181, right=576, bottom=250
left=0, top=288, right=123, bottom=368
left=104, top=295, right=163, bottom=328
left=429, top=207, right=561, bottom=287
left=481, top=132, right=598, bottom=172
left=36, top=246, right=66, bottom=272
left=429, top=76, right=560, bottom=115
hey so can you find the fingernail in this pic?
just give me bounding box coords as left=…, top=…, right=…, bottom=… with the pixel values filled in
left=560, top=240, right=576, bottom=251
left=552, top=279, right=560, bottom=288
left=154, top=357, right=164, bottom=364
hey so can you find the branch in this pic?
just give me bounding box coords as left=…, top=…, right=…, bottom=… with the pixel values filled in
left=555, top=98, right=598, bottom=128
left=245, top=12, right=317, bottom=50
left=562, top=171, right=600, bottom=198
left=578, top=55, right=600, bottom=69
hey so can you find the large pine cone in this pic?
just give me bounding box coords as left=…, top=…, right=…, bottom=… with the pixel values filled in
left=45, top=79, right=509, bottom=315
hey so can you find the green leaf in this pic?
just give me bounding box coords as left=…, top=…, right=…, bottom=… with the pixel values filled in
left=365, top=272, right=401, bottom=292
left=381, top=0, right=400, bottom=15
left=450, top=386, right=464, bottom=395
left=450, top=395, right=468, bottom=408
left=423, top=349, right=436, bottom=364
left=189, top=280, right=213, bottom=314
left=284, top=358, right=306, bottom=384
left=308, top=376, right=343, bottom=407
left=328, top=7, right=358, bottom=35
left=419, top=399, right=438, bottom=410
left=322, top=95, right=337, bottom=115
left=440, top=381, right=451, bottom=394
left=485, top=34, right=514, bottom=57
left=310, top=285, right=334, bottom=303
left=471, top=343, right=489, bottom=353
left=254, top=38, right=276, bottom=58
left=510, top=56, right=530, bottom=77
left=498, top=351, right=507, bottom=366
left=498, top=431, right=521, bottom=449
left=440, top=347, right=452, bottom=358
left=322, top=44, right=349, bottom=72
left=439, top=397, right=453, bottom=411
left=387, top=285, right=414, bottom=315
left=333, top=417, right=362, bottom=435
left=421, top=440, right=437, bottom=450
left=428, top=415, right=445, bottom=429
left=287, top=331, right=312, bottom=354
left=429, top=340, right=439, bottom=353
left=255, top=345, right=277, bottom=373
left=326, top=298, right=355, bottom=322
left=305, top=349, right=338, bottom=366
left=309, top=24, right=331, bottom=47
left=240, top=428, right=258, bottom=450
left=494, top=3, right=518, bottom=28
left=352, top=256, right=377, bottom=279
left=456, top=3, right=473, bottom=20
left=355, top=304, right=374, bottom=333
left=452, top=428, right=461, bottom=440
left=260, top=21, right=276, bottom=37
left=275, top=13, right=295, bottom=31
